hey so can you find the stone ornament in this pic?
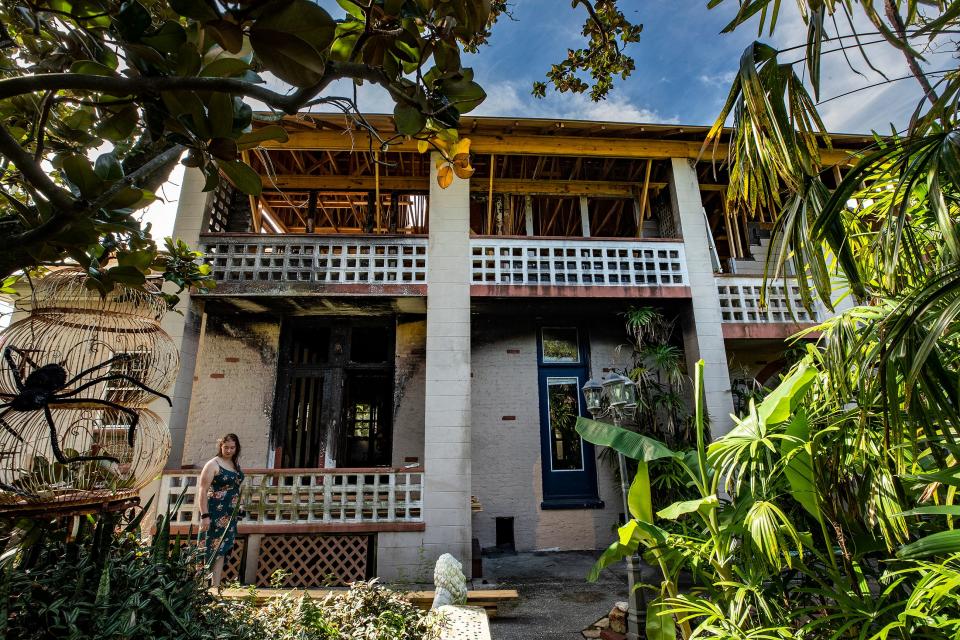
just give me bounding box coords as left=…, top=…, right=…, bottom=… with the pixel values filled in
left=431, top=553, right=468, bottom=609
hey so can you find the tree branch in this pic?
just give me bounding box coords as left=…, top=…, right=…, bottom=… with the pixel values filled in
left=883, top=0, right=939, bottom=107
left=0, top=63, right=407, bottom=115
left=0, top=123, right=76, bottom=213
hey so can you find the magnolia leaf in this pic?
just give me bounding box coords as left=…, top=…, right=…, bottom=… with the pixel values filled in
left=205, top=20, right=244, bottom=54
left=200, top=58, right=251, bottom=78
left=236, top=125, right=289, bottom=150
left=94, top=153, right=123, bottom=181
left=169, top=0, right=218, bottom=21
left=105, top=187, right=146, bottom=210
left=69, top=60, right=117, bottom=76
left=417, top=139, right=430, bottom=154
left=452, top=163, right=475, bottom=179
left=216, top=159, right=261, bottom=196
left=439, top=77, right=486, bottom=113
left=208, top=92, right=234, bottom=138
left=437, top=164, right=454, bottom=189
left=249, top=29, right=326, bottom=87
left=107, top=265, right=147, bottom=286
left=62, top=156, right=104, bottom=199
left=208, top=138, right=238, bottom=162
left=394, top=104, right=427, bottom=136
left=142, top=20, right=188, bottom=54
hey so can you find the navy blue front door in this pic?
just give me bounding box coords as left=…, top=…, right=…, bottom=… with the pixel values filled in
left=537, top=328, right=602, bottom=508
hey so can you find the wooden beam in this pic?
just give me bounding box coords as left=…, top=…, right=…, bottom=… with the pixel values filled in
left=264, top=131, right=858, bottom=164
left=637, top=159, right=652, bottom=238
left=487, top=154, right=495, bottom=235
left=261, top=174, right=659, bottom=197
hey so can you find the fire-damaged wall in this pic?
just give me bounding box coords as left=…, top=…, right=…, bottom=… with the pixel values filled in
left=470, top=313, right=626, bottom=553
left=392, top=316, right=426, bottom=466
left=181, top=313, right=280, bottom=468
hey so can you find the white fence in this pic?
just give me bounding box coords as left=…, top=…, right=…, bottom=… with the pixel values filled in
left=157, top=467, right=424, bottom=528
left=200, top=235, right=428, bottom=286
left=470, top=238, right=688, bottom=287
left=716, top=277, right=824, bottom=323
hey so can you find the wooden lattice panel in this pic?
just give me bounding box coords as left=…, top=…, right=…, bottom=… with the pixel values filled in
left=256, top=534, right=369, bottom=587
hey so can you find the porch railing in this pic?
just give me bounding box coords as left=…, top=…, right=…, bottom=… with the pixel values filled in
left=716, top=276, right=824, bottom=323
left=200, top=234, right=428, bottom=286
left=470, top=237, right=688, bottom=287
left=157, top=467, right=424, bottom=528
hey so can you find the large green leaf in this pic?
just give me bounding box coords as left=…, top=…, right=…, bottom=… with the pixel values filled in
left=780, top=408, right=821, bottom=521
left=249, top=0, right=334, bottom=87
left=897, top=530, right=960, bottom=559
left=897, top=505, right=960, bottom=517
left=656, top=495, right=719, bottom=521
left=628, top=461, right=653, bottom=522
left=756, top=360, right=817, bottom=426
left=236, top=125, right=289, bottom=150
left=576, top=417, right=679, bottom=462
left=646, top=598, right=677, bottom=640
left=215, top=159, right=261, bottom=196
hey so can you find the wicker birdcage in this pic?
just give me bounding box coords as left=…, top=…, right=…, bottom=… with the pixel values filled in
left=0, top=268, right=178, bottom=510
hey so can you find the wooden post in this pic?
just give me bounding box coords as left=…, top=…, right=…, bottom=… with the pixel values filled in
left=486, top=154, right=495, bottom=234
left=524, top=195, right=534, bottom=236
left=633, top=198, right=643, bottom=238
left=241, top=150, right=262, bottom=233
left=374, top=151, right=381, bottom=233
left=637, top=159, right=652, bottom=237
left=307, top=190, right=318, bottom=234
left=579, top=196, right=590, bottom=237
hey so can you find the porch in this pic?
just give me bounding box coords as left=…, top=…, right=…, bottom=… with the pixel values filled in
left=157, top=466, right=424, bottom=587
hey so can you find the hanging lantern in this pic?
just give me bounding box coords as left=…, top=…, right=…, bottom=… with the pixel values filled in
left=0, top=269, right=177, bottom=510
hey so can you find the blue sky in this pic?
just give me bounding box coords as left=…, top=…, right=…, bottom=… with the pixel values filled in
left=144, top=1, right=956, bottom=236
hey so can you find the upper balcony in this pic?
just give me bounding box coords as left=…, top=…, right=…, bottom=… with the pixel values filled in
left=197, top=133, right=690, bottom=300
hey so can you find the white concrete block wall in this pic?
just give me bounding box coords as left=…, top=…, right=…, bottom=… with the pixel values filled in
left=422, top=154, right=473, bottom=575
left=670, top=159, right=736, bottom=436
left=159, top=167, right=210, bottom=467
left=470, top=317, right=621, bottom=553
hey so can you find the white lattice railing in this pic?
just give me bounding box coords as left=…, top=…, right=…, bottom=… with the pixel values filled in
left=470, top=238, right=688, bottom=287
left=157, top=467, right=424, bottom=528
left=716, top=277, right=824, bottom=323
left=200, top=234, right=428, bottom=286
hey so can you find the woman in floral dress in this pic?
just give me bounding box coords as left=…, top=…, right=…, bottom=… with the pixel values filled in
left=197, top=433, right=245, bottom=587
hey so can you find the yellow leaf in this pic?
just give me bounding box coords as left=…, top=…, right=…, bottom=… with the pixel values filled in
left=432, top=137, right=450, bottom=154
left=452, top=163, right=474, bottom=179
left=453, top=152, right=470, bottom=168
left=417, top=139, right=430, bottom=154
left=453, top=137, right=471, bottom=156
left=437, top=165, right=454, bottom=189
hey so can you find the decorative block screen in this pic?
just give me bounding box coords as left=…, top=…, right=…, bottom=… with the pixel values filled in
left=716, top=278, right=823, bottom=323
left=470, top=239, right=687, bottom=287
left=201, top=235, right=428, bottom=285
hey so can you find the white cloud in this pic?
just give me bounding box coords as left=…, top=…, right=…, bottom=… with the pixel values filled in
left=474, top=80, right=678, bottom=124
left=699, top=71, right=736, bottom=87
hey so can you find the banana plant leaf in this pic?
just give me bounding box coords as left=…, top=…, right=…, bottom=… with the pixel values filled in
left=576, top=417, right=680, bottom=461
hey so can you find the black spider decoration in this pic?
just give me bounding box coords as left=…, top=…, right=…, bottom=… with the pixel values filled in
left=0, top=346, right=172, bottom=466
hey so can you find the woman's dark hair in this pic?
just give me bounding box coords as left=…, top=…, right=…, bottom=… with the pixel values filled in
left=217, top=433, right=242, bottom=472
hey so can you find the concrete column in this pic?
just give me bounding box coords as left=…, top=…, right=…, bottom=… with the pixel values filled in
left=422, top=154, right=473, bottom=575
left=669, top=159, right=736, bottom=436
left=158, top=167, right=210, bottom=468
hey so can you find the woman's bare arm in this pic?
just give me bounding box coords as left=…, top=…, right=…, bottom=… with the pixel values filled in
left=197, top=459, right=216, bottom=530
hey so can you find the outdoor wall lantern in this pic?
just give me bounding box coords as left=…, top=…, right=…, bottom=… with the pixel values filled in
left=581, top=372, right=643, bottom=640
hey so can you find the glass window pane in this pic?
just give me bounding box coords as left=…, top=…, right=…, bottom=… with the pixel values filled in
left=547, top=377, right=583, bottom=471
left=541, top=327, right=580, bottom=363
